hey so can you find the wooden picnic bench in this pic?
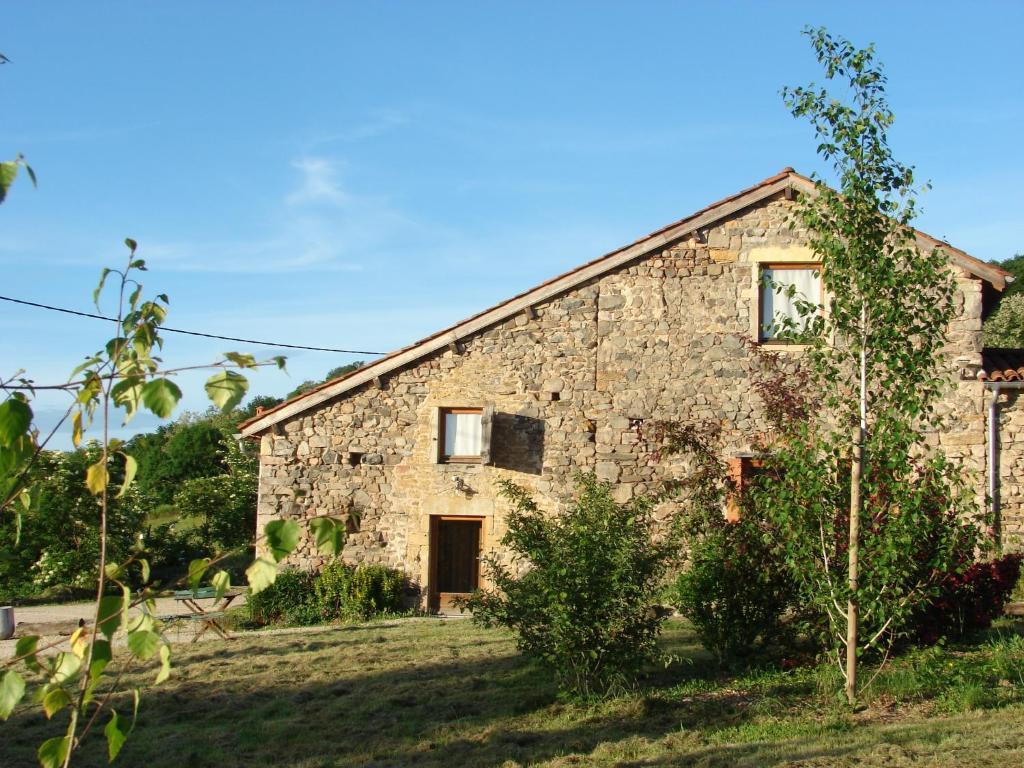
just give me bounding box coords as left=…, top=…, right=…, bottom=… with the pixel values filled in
left=172, top=587, right=245, bottom=642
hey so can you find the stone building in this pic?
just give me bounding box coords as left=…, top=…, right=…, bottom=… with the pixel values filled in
left=239, top=169, right=1022, bottom=612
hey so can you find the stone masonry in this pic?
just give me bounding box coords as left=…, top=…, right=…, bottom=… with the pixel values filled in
left=250, top=190, right=1023, bottom=608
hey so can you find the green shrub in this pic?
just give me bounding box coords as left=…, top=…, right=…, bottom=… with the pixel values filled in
left=346, top=564, right=406, bottom=619
left=461, top=474, right=677, bottom=696
left=672, top=514, right=795, bottom=662
left=249, top=563, right=407, bottom=627
left=651, top=421, right=795, bottom=662
left=313, top=560, right=351, bottom=620
left=314, top=562, right=406, bottom=621
left=246, top=568, right=319, bottom=626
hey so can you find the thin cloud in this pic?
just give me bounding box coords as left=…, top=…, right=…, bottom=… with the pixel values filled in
left=286, top=157, right=350, bottom=207
left=141, top=156, right=424, bottom=273
left=309, top=109, right=410, bottom=145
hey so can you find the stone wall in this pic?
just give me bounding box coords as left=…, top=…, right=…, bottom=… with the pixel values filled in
left=997, top=392, right=1024, bottom=548
left=255, top=191, right=1010, bottom=606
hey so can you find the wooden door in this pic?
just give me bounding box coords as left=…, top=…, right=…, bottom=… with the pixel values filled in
left=430, top=518, right=481, bottom=614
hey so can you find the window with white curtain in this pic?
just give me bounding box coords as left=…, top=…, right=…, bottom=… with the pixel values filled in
left=441, top=408, right=483, bottom=460
left=759, top=264, right=821, bottom=341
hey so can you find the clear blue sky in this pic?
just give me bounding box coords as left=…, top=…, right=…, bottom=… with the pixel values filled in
left=2, top=2, right=1022, bottom=447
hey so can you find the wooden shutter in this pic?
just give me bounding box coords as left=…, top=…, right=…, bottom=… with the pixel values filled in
left=430, top=406, right=443, bottom=464
left=479, top=405, right=495, bottom=465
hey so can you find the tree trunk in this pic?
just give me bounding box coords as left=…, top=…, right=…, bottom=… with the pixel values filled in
left=847, top=426, right=863, bottom=705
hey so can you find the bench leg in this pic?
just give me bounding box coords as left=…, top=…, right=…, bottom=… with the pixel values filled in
left=191, top=618, right=231, bottom=643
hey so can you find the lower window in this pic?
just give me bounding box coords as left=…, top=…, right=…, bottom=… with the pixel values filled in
left=440, top=407, right=483, bottom=462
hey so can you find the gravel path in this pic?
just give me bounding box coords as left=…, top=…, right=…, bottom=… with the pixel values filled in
left=1, top=595, right=248, bottom=656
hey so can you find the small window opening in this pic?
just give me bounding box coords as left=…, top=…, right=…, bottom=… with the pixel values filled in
left=758, top=263, right=822, bottom=342
left=439, top=407, right=483, bottom=463
left=347, top=451, right=363, bottom=466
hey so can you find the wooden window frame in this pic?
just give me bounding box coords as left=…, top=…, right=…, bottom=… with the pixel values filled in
left=438, top=407, right=484, bottom=464
left=757, top=262, right=823, bottom=344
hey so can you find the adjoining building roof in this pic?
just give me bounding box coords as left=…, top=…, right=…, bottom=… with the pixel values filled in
left=241, top=168, right=1014, bottom=437
left=981, top=348, right=1024, bottom=382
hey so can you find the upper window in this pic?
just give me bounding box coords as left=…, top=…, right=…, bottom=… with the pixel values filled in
left=440, top=407, right=483, bottom=462
left=758, top=264, right=822, bottom=342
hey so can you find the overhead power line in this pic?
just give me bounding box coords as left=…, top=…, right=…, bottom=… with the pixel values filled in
left=0, top=294, right=386, bottom=355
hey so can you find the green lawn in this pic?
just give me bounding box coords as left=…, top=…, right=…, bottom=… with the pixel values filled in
left=6, top=619, right=1024, bottom=767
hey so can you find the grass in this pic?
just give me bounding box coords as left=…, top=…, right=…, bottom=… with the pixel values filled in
left=5, top=619, right=1024, bottom=767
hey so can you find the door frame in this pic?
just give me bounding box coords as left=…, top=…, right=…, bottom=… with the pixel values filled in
left=428, top=515, right=484, bottom=614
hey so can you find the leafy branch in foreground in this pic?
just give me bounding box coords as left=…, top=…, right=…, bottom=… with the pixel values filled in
left=0, top=242, right=346, bottom=767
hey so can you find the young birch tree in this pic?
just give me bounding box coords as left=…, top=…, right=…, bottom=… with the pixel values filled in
left=764, top=28, right=983, bottom=705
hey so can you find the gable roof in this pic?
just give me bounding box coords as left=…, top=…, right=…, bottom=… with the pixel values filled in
left=240, top=168, right=1013, bottom=437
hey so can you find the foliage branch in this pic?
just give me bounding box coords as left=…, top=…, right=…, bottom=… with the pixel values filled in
left=0, top=241, right=348, bottom=766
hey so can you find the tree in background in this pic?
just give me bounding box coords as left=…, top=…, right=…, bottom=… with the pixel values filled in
left=285, top=361, right=363, bottom=400
left=236, top=394, right=284, bottom=421
left=130, top=419, right=229, bottom=507
left=984, top=254, right=1024, bottom=347
left=773, top=28, right=984, bottom=705
left=0, top=446, right=145, bottom=601
left=172, top=419, right=257, bottom=553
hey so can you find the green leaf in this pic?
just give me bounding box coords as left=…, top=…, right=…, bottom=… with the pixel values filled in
left=127, top=629, right=160, bottom=660
left=245, top=557, right=278, bottom=595
left=104, top=562, right=124, bottom=581
left=15, top=636, right=40, bottom=673
left=224, top=351, right=257, bottom=369
left=155, top=643, right=171, bottom=685
left=309, top=517, right=347, bottom=557
left=105, top=709, right=129, bottom=760
left=126, top=611, right=154, bottom=635
left=124, top=237, right=138, bottom=252
left=89, top=640, right=112, bottom=681
left=93, top=267, right=112, bottom=307
left=204, top=370, right=249, bottom=412
left=42, top=687, right=71, bottom=719
left=97, top=595, right=124, bottom=640
left=50, top=652, right=81, bottom=685
left=37, top=736, right=71, bottom=768
left=86, top=459, right=109, bottom=496
left=105, top=704, right=138, bottom=765
left=264, top=519, right=300, bottom=563
left=139, top=557, right=150, bottom=584
left=71, top=409, right=83, bottom=447
left=0, top=160, right=18, bottom=203
left=117, top=453, right=138, bottom=498
left=0, top=397, right=32, bottom=447
left=0, top=670, right=25, bottom=720
left=211, top=569, right=231, bottom=599
left=188, top=558, right=210, bottom=592
left=140, top=378, right=182, bottom=419
left=111, top=378, right=143, bottom=422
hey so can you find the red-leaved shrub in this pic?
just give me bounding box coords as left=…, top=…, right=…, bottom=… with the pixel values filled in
left=914, top=553, right=1022, bottom=645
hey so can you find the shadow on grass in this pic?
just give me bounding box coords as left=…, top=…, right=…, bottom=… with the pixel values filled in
left=6, top=621, right=1019, bottom=768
